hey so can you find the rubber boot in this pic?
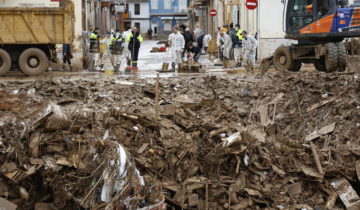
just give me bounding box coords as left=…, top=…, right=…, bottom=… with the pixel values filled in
left=127, top=58, right=131, bottom=66
left=171, top=62, right=176, bottom=72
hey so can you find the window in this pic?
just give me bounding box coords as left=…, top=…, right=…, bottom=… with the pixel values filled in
left=151, top=0, right=158, bottom=9
left=135, top=4, right=140, bottom=15
left=178, top=0, right=187, bottom=12
left=164, top=0, right=171, bottom=9
left=287, top=0, right=314, bottom=33
left=135, top=22, right=141, bottom=30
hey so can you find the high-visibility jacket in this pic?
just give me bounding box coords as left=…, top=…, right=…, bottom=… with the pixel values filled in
left=90, top=33, right=98, bottom=39
left=110, top=35, right=124, bottom=54
left=89, top=32, right=99, bottom=52
left=236, top=29, right=243, bottom=40
left=232, top=29, right=243, bottom=48
left=127, top=32, right=143, bottom=50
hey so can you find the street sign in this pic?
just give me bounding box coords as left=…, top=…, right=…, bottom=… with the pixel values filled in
left=246, top=0, right=258, bottom=10
left=209, top=9, right=217, bottom=17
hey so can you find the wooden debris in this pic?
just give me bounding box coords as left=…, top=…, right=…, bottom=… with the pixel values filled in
left=306, top=97, right=337, bottom=112
left=330, top=178, right=360, bottom=209
left=287, top=182, right=302, bottom=196
left=310, top=141, right=324, bottom=175
left=137, top=143, right=149, bottom=154
left=305, top=122, right=336, bottom=141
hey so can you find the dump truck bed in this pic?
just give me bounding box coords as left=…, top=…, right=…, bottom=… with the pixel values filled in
left=0, top=2, right=74, bottom=45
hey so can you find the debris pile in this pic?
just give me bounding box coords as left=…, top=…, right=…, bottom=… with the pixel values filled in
left=0, top=71, right=359, bottom=209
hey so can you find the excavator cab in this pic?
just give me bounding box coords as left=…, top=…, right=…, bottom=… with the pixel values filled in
left=270, top=0, right=359, bottom=73
left=285, top=0, right=360, bottom=41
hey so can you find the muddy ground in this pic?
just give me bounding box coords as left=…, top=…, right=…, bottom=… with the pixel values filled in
left=0, top=70, right=359, bottom=209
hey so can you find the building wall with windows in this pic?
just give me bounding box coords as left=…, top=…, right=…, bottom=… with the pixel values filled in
left=125, top=0, right=151, bottom=33
left=150, top=0, right=188, bottom=36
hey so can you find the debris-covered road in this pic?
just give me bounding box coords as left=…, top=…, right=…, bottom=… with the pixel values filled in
left=0, top=71, right=359, bottom=209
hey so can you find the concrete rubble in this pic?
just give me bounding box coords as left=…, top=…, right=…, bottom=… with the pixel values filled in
left=0, top=71, right=359, bottom=209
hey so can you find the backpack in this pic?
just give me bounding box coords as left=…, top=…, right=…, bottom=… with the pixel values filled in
left=112, top=36, right=124, bottom=54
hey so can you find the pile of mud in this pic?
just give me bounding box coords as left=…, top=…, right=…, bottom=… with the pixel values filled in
left=0, top=71, right=359, bottom=209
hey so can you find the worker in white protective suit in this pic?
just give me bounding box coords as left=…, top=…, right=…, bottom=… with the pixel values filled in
left=220, top=30, right=233, bottom=60
left=241, top=31, right=258, bottom=71
left=203, top=34, right=212, bottom=52
left=168, top=26, right=185, bottom=71
left=122, top=28, right=132, bottom=66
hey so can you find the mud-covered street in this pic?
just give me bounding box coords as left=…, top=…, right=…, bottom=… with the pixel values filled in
left=0, top=66, right=359, bottom=209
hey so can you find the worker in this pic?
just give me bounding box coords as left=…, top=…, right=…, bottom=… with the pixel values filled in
left=89, top=27, right=100, bottom=71
left=182, top=27, right=194, bottom=58
left=147, top=28, right=153, bottom=40
left=123, top=27, right=132, bottom=66
left=194, top=25, right=203, bottom=40
left=222, top=24, right=229, bottom=34
left=99, top=31, right=111, bottom=70
left=228, top=23, right=236, bottom=59
left=186, top=42, right=201, bottom=62
left=216, top=27, right=224, bottom=60
left=220, top=29, right=232, bottom=60
left=110, top=29, right=124, bottom=72
left=233, top=24, right=243, bottom=67
left=168, top=26, right=185, bottom=71
left=126, top=26, right=143, bottom=68
left=203, top=34, right=212, bottom=53
left=62, top=44, right=73, bottom=71
left=196, top=32, right=205, bottom=52
left=241, top=31, right=258, bottom=71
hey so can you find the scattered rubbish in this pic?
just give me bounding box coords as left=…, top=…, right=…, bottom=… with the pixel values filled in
left=330, top=178, right=360, bottom=209
left=0, top=197, right=17, bottom=210
left=0, top=71, right=358, bottom=209
left=305, top=122, right=336, bottom=141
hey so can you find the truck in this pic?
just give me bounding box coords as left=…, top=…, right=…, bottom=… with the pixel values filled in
left=0, top=0, right=74, bottom=76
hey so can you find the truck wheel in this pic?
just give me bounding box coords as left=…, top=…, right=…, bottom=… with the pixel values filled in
left=273, top=46, right=301, bottom=72
left=0, top=49, right=11, bottom=76
left=325, top=43, right=338, bottom=73
left=19, top=48, right=48, bottom=76
left=337, top=42, right=347, bottom=72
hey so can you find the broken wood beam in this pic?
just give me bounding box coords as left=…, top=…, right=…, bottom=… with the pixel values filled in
left=310, top=141, right=324, bottom=175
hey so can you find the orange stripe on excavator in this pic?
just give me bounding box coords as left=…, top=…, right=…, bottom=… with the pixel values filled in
left=300, top=14, right=335, bottom=34
left=351, top=8, right=360, bottom=26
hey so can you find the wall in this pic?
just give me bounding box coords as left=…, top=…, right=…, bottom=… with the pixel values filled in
left=0, top=0, right=59, bottom=7
left=128, top=2, right=150, bottom=33
left=128, top=2, right=150, bottom=18
left=130, top=20, right=150, bottom=33
left=150, top=0, right=187, bottom=14
left=238, top=0, right=257, bottom=35
left=258, top=0, right=294, bottom=59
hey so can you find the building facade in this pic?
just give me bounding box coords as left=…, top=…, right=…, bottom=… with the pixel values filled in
left=124, top=0, right=150, bottom=33
left=150, top=0, right=189, bottom=37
